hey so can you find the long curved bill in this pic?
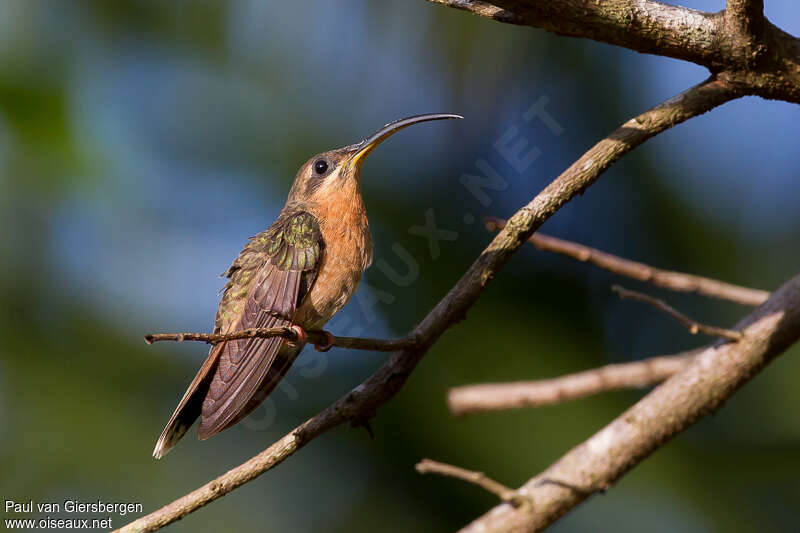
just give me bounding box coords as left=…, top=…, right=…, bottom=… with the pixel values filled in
left=348, top=113, right=463, bottom=168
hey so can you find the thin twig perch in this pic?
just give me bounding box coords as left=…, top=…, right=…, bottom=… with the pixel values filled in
left=144, top=327, right=415, bottom=353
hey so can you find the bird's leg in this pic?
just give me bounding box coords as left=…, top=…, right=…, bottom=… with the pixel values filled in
left=288, top=325, right=334, bottom=352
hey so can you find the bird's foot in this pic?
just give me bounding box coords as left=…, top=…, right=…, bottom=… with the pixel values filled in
left=313, top=331, right=335, bottom=352
left=289, top=325, right=308, bottom=346
left=288, top=326, right=334, bottom=351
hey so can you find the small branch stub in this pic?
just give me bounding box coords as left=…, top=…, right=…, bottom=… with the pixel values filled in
left=612, top=285, right=743, bottom=341
left=415, top=458, right=530, bottom=508
left=726, top=0, right=765, bottom=38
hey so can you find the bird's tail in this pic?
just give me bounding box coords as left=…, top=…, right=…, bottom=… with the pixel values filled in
left=152, top=342, right=223, bottom=459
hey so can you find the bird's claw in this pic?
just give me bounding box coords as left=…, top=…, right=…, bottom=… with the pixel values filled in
left=289, top=326, right=333, bottom=351
left=314, top=331, right=335, bottom=352
left=289, top=325, right=308, bottom=346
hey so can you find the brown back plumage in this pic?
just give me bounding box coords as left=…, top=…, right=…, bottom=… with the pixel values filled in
left=152, top=212, right=322, bottom=458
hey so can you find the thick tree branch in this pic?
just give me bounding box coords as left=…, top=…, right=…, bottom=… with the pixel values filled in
left=416, top=458, right=529, bottom=507
left=426, top=0, right=800, bottom=104
left=116, top=79, right=734, bottom=533
left=144, top=327, right=415, bottom=352
left=462, top=271, right=800, bottom=532
left=427, top=0, right=722, bottom=67
left=448, top=350, right=699, bottom=415
left=485, top=217, right=769, bottom=306
left=612, top=285, right=743, bottom=341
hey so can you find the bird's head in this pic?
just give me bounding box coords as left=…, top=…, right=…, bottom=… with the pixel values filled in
left=287, top=113, right=462, bottom=206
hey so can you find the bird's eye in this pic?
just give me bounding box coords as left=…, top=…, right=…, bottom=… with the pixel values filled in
left=313, top=159, right=329, bottom=175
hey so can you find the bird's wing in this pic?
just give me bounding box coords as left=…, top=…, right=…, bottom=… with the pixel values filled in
left=152, top=211, right=322, bottom=458
left=198, top=211, right=322, bottom=439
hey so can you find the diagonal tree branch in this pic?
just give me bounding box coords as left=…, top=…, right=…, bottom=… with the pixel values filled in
left=448, top=349, right=700, bottom=415
left=116, top=78, right=735, bottom=533
left=612, top=285, right=743, bottom=341
left=461, top=270, right=800, bottom=532
left=485, top=217, right=770, bottom=306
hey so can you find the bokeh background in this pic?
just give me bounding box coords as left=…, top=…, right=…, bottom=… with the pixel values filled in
left=1, top=1, right=799, bottom=531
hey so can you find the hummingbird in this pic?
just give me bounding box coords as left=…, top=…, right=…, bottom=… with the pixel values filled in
left=153, top=113, right=462, bottom=458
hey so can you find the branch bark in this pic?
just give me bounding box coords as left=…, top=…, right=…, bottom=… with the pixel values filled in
left=448, top=350, right=699, bottom=415
left=427, top=0, right=722, bottom=67
left=116, top=77, right=736, bottom=533
left=485, top=217, right=770, bottom=306
left=726, top=0, right=765, bottom=38
left=461, top=270, right=800, bottom=532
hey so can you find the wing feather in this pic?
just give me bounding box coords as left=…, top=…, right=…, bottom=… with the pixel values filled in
left=198, top=266, right=299, bottom=437
left=153, top=210, right=322, bottom=458
left=198, top=212, right=320, bottom=439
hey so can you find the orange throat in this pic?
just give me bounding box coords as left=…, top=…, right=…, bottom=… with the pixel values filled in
left=294, top=177, right=373, bottom=329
